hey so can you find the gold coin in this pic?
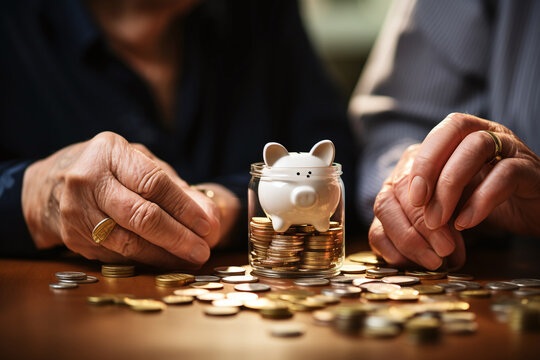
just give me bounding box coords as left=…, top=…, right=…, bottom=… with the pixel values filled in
left=348, top=252, right=385, bottom=265
left=87, top=295, right=115, bottom=305
left=362, top=292, right=389, bottom=301
left=190, top=282, right=224, bottom=290
left=405, top=270, right=447, bottom=280
left=388, top=288, right=420, bottom=301
left=413, top=285, right=445, bottom=295
left=125, top=298, right=166, bottom=312
left=459, top=290, right=491, bottom=299
left=92, top=218, right=116, bottom=244
left=162, top=295, right=194, bottom=305
left=204, top=306, right=239, bottom=316
left=155, top=273, right=195, bottom=287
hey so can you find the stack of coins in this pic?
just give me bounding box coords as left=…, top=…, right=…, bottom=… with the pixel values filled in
left=155, top=273, right=195, bottom=288
left=101, top=265, right=135, bottom=278
left=249, top=216, right=343, bottom=275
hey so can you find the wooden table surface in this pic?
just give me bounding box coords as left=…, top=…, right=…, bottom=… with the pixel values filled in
left=1, top=240, right=540, bottom=360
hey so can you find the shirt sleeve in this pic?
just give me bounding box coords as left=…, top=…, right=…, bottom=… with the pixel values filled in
left=349, top=0, right=491, bottom=225
left=0, top=160, right=40, bottom=256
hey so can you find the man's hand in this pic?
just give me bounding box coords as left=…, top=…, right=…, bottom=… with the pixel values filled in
left=22, top=132, right=221, bottom=269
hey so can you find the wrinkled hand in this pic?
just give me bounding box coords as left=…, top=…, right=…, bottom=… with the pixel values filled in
left=22, top=132, right=221, bottom=269
left=409, top=113, right=540, bottom=237
left=370, top=144, right=465, bottom=270
left=370, top=113, right=540, bottom=270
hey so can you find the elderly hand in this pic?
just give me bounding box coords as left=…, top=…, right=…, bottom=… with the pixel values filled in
left=370, top=113, right=540, bottom=270
left=21, top=132, right=221, bottom=269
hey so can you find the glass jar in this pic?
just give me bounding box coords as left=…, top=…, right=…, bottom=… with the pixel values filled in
left=248, top=162, right=345, bottom=278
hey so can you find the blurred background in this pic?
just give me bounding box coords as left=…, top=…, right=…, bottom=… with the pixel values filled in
left=299, top=0, right=392, bottom=97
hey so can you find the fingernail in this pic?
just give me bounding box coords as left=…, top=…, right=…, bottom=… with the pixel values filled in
left=189, top=242, right=210, bottom=264
left=425, top=201, right=443, bottom=229
left=419, top=248, right=442, bottom=270
left=409, top=176, right=428, bottom=206
left=455, top=207, right=473, bottom=230
left=429, top=230, right=455, bottom=257
left=193, top=217, right=211, bottom=237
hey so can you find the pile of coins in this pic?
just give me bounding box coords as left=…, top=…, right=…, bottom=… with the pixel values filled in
left=49, top=271, right=98, bottom=289
left=101, top=265, right=135, bottom=278
left=249, top=217, right=343, bottom=276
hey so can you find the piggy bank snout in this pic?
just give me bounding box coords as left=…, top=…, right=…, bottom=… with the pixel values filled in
left=291, top=186, right=317, bottom=208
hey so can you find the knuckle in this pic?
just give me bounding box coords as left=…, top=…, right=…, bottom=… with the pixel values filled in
left=393, top=231, right=419, bottom=257
left=128, top=200, right=162, bottom=235
left=496, top=158, right=520, bottom=178
left=137, top=168, right=168, bottom=197
left=118, top=233, right=143, bottom=258
left=373, top=190, right=391, bottom=217
left=437, top=170, right=459, bottom=191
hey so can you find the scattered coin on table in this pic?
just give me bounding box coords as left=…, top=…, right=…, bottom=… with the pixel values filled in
left=234, top=283, right=271, bottom=292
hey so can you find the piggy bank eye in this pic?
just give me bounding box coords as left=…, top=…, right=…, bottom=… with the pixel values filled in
left=296, top=172, right=300, bottom=176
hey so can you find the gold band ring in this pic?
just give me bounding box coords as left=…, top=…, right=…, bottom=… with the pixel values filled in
left=481, top=130, right=503, bottom=164
left=92, top=217, right=116, bottom=244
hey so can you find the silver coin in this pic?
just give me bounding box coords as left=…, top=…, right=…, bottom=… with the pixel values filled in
left=222, top=275, right=259, bottom=284
left=49, top=282, right=78, bottom=289
left=321, top=286, right=361, bottom=298
left=55, top=271, right=87, bottom=280
left=329, top=276, right=356, bottom=284
left=437, top=282, right=468, bottom=293
left=382, top=276, right=420, bottom=286
left=196, top=293, right=226, bottom=302
left=234, top=283, right=271, bottom=292
left=269, top=323, right=306, bottom=337
left=195, top=275, right=221, bottom=282
left=513, top=288, right=540, bottom=297
left=204, top=306, right=239, bottom=316
left=214, top=266, right=246, bottom=276
left=362, top=283, right=401, bottom=294
left=294, top=278, right=330, bottom=287
left=340, top=265, right=368, bottom=274
left=450, top=281, right=482, bottom=290
left=485, top=281, right=519, bottom=291
left=352, top=278, right=382, bottom=287
left=510, top=278, right=540, bottom=288
left=59, top=275, right=99, bottom=284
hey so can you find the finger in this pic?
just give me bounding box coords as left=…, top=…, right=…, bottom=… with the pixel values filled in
left=95, top=176, right=211, bottom=265
left=369, top=217, right=412, bottom=266
left=446, top=227, right=466, bottom=271
left=392, top=174, right=456, bottom=257
left=424, top=131, right=516, bottom=229
left=130, top=143, right=189, bottom=189
left=110, top=141, right=216, bottom=239
left=98, top=224, right=201, bottom=269
left=408, top=113, right=496, bottom=208
left=374, top=184, right=443, bottom=269
left=454, top=158, right=538, bottom=231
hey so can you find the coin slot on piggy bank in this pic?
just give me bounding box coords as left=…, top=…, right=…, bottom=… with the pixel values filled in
left=248, top=140, right=345, bottom=278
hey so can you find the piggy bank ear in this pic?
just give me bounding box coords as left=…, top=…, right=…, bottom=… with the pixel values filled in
left=263, top=142, right=289, bottom=167
left=309, top=140, right=335, bottom=166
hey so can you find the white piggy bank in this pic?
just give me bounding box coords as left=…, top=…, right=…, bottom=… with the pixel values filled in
left=258, top=140, right=341, bottom=232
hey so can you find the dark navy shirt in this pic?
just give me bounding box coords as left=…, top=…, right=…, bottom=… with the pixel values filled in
left=0, top=0, right=356, bottom=256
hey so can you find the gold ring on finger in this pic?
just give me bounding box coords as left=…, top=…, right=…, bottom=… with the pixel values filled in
left=92, top=217, right=116, bottom=245
left=481, top=130, right=503, bottom=164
